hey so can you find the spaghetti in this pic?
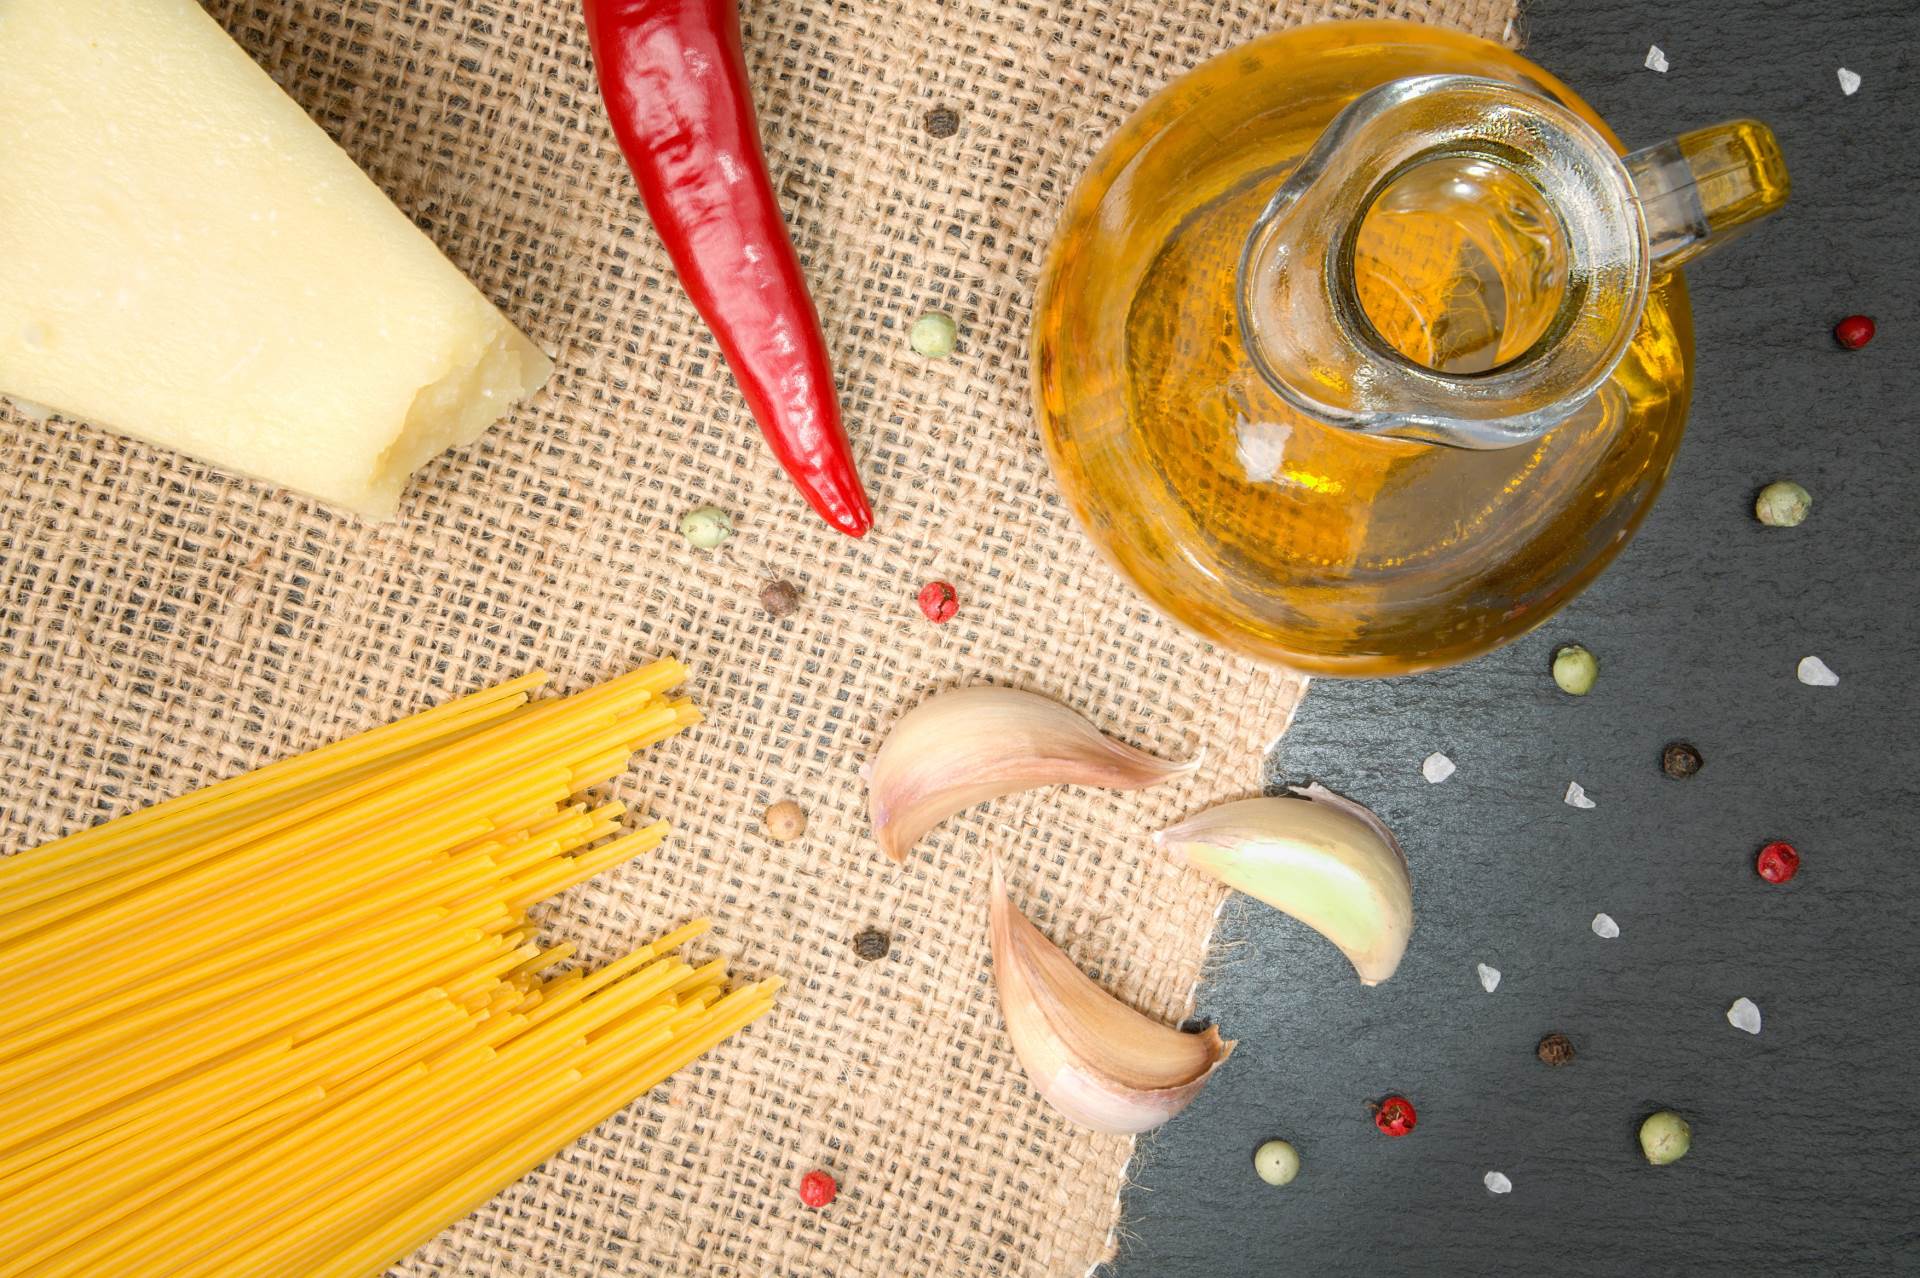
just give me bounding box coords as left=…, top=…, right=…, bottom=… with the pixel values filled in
left=0, top=660, right=777, bottom=1277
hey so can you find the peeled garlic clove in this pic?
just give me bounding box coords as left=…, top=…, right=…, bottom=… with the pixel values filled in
left=867, top=686, right=1197, bottom=862
left=1156, top=784, right=1413, bottom=985
left=989, top=862, right=1231, bottom=1134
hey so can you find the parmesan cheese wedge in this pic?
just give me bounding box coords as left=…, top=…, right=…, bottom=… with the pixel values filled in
left=0, top=0, right=552, bottom=519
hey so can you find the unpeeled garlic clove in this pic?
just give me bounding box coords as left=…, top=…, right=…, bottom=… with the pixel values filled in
left=1155, top=783, right=1413, bottom=986
left=867, top=686, right=1197, bottom=862
left=989, top=860, right=1232, bottom=1134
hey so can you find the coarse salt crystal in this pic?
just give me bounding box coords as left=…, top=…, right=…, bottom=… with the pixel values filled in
left=1564, top=781, right=1595, bottom=809
left=1592, top=912, right=1620, bottom=939
left=1797, top=656, right=1839, bottom=686
left=1423, top=752, right=1456, bottom=784
left=1484, top=1171, right=1513, bottom=1195
left=1645, top=45, right=1669, bottom=73
left=1837, top=67, right=1861, bottom=95
left=1477, top=962, right=1501, bottom=993
left=1727, top=997, right=1762, bottom=1034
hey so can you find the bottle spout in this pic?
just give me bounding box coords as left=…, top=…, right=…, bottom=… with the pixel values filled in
left=1626, top=121, right=1790, bottom=271
left=1237, top=75, right=1650, bottom=451
left=1237, top=76, right=1789, bottom=451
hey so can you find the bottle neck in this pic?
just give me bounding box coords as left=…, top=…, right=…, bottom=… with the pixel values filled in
left=1239, top=76, right=1789, bottom=451
left=1236, top=76, right=1648, bottom=450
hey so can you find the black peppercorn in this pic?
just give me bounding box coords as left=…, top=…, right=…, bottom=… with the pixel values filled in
left=923, top=107, right=960, bottom=139
left=759, top=578, right=802, bottom=618
left=851, top=927, right=890, bottom=961
left=1536, top=1032, right=1575, bottom=1066
left=1178, top=1016, right=1212, bottom=1035
left=1661, top=742, right=1703, bottom=780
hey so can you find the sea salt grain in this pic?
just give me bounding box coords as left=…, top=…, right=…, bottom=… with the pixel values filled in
left=1645, top=45, right=1669, bottom=73
left=1477, top=963, right=1501, bottom=993
left=1837, top=67, right=1861, bottom=95
left=1423, top=752, right=1456, bottom=784
left=1592, top=912, right=1620, bottom=939
left=1797, top=656, right=1839, bottom=686
left=1484, top=1171, right=1513, bottom=1195
left=1727, top=997, right=1762, bottom=1034
left=1564, top=781, right=1596, bottom=809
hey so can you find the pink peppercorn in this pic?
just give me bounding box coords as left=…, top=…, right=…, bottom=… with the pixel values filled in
left=1756, top=841, right=1800, bottom=884
left=1833, top=315, right=1876, bottom=350
left=1372, top=1095, right=1417, bottom=1137
left=917, top=580, right=959, bottom=624
left=798, top=1169, right=837, bottom=1208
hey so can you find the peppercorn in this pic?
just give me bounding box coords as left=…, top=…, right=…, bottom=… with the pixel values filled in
left=923, top=106, right=961, bottom=138
left=1756, top=840, right=1800, bottom=884
left=1179, top=1016, right=1213, bottom=1035
left=798, top=1169, right=837, bottom=1208
left=1832, top=314, right=1876, bottom=350
left=1552, top=644, right=1597, bottom=696
left=1253, top=1139, right=1300, bottom=1186
left=1639, top=1111, right=1691, bottom=1165
left=679, top=505, right=732, bottom=550
left=762, top=800, right=807, bottom=842
left=1536, top=1032, right=1576, bottom=1066
left=1661, top=742, right=1703, bottom=780
left=909, top=312, right=958, bottom=358
left=917, top=580, right=960, bottom=623
left=851, top=927, right=891, bottom=961
left=759, top=578, right=803, bottom=618
left=1755, top=480, right=1812, bottom=528
left=1372, top=1095, right=1417, bottom=1137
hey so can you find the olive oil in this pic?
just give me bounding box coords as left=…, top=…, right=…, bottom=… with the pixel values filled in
left=1034, top=22, right=1694, bottom=675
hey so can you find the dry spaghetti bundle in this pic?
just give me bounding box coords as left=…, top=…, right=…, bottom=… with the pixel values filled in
left=0, top=660, right=776, bottom=1277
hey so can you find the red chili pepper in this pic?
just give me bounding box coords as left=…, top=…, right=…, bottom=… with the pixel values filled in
left=583, top=0, right=873, bottom=537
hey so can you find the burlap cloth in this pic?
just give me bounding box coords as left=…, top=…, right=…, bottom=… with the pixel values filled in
left=0, top=0, right=1515, bottom=1272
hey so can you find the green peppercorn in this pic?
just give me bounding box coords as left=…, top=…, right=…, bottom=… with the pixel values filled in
left=679, top=505, right=732, bottom=550
left=1755, top=480, right=1811, bottom=528
left=1552, top=644, right=1598, bottom=696
left=1253, top=1139, right=1300, bottom=1186
left=909, top=312, right=958, bottom=358
left=1639, top=1110, right=1691, bottom=1165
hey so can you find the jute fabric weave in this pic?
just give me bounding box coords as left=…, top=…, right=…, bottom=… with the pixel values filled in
left=0, top=0, right=1512, bottom=1271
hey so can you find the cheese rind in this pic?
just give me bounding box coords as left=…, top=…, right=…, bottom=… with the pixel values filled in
left=0, top=0, right=552, bottom=519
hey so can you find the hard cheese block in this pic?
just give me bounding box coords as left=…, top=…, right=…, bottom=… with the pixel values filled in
left=0, top=0, right=553, bottom=520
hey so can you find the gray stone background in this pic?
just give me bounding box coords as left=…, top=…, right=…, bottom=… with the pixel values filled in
left=1109, top=0, right=1919, bottom=1272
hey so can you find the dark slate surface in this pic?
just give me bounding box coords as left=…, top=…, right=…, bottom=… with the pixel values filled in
left=1106, top=1, right=1920, bottom=1273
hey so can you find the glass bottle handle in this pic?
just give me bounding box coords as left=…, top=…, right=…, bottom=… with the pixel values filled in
left=1626, top=121, right=1791, bottom=271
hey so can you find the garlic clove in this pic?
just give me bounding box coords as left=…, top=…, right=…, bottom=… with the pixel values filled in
left=867, top=686, right=1197, bottom=862
left=1155, top=784, right=1413, bottom=985
left=989, top=861, right=1231, bottom=1134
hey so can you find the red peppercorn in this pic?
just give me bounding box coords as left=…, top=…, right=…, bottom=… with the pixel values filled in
left=1756, top=840, right=1800, bottom=884
left=917, top=580, right=959, bottom=624
left=1833, top=315, right=1876, bottom=350
left=798, top=1169, right=837, bottom=1208
left=1373, top=1095, right=1417, bottom=1137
